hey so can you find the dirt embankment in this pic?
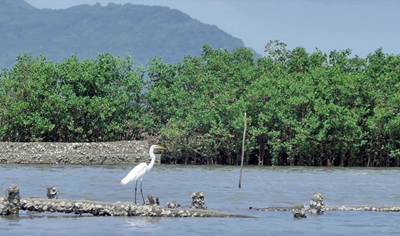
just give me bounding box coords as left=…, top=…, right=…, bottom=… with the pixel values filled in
left=0, top=141, right=161, bottom=165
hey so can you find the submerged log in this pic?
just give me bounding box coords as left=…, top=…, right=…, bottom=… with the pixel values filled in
left=325, top=206, right=400, bottom=212
left=249, top=206, right=298, bottom=212
left=16, top=197, right=251, bottom=218
left=250, top=191, right=400, bottom=213
left=0, top=185, right=252, bottom=218
left=249, top=205, right=400, bottom=212
left=0, top=184, right=251, bottom=217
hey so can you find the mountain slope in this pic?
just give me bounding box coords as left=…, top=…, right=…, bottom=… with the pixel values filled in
left=0, top=1, right=249, bottom=69
left=0, top=0, right=34, bottom=9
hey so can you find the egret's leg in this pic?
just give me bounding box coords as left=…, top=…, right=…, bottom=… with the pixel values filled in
left=134, top=180, right=138, bottom=204
left=140, top=180, right=145, bottom=205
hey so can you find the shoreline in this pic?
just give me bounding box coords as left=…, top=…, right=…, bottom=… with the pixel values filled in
left=0, top=141, right=159, bottom=165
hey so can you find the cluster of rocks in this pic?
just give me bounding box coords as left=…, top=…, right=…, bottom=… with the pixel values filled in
left=17, top=199, right=207, bottom=217
left=291, top=192, right=326, bottom=219
left=292, top=204, right=307, bottom=219
left=309, top=192, right=326, bottom=215
left=0, top=141, right=159, bottom=165
left=191, top=191, right=206, bottom=209
left=139, top=191, right=206, bottom=210
left=0, top=185, right=20, bottom=215
left=0, top=185, right=249, bottom=218
left=144, top=195, right=160, bottom=206
left=166, top=201, right=181, bottom=209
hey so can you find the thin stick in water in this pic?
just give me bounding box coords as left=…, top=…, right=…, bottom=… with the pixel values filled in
left=239, top=112, right=247, bottom=188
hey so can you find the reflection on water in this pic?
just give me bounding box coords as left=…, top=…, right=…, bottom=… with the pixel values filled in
left=1, top=164, right=400, bottom=235
left=126, top=217, right=159, bottom=226
left=126, top=217, right=161, bottom=232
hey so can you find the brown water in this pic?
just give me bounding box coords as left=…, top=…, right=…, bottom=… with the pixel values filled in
left=1, top=165, right=400, bottom=235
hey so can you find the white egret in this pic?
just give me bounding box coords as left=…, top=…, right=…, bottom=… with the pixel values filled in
left=121, top=145, right=167, bottom=204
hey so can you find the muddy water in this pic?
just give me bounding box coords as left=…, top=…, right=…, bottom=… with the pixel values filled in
left=1, top=165, right=400, bottom=235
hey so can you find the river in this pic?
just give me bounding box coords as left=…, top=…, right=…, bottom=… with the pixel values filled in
left=1, top=165, right=400, bottom=235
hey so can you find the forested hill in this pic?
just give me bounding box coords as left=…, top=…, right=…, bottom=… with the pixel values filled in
left=0, top=0, right=249, bottom=69
left=0, top=0, right=34, bottom=9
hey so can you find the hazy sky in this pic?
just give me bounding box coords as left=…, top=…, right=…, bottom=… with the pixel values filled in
left=24, top=0, right=400, bottom=57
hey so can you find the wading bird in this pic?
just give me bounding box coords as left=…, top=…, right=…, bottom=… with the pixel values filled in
left=121, top=145, right=167, bottom=204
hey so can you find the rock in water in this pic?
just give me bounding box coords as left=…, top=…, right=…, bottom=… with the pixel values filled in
left=0, top=185, right=20, bottom=215
left=47, top=186, right=58, bottom=199
left=309, top=192, right=326, bottom=214
left=145, top=195, right=160, bottom=206
left=191, top=191, right=206, bottom=209
left=166, top=201, right=181, bottom=208
left=292, top=204, right=307, bottom=219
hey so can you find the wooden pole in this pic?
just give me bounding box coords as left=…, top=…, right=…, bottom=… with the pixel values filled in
left=239, top=112, right=247, bottom=188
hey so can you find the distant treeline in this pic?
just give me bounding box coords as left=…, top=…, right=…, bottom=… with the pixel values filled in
left=0, top=42, right=399, bottom=167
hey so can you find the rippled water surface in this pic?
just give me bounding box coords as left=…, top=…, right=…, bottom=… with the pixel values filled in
left=1, top=165, right=400, bottom=235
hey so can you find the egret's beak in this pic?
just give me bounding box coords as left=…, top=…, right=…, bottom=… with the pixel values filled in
left=156, top=145, right=167, bottom=150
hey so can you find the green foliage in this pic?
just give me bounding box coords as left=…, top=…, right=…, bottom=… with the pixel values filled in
left=144, top=41, right=399, bottom=166
left=1, top=41, right=399, bottom=167
left=145, top=44, right=256, bottom=164
left=0, top=52, right=144, bottom=142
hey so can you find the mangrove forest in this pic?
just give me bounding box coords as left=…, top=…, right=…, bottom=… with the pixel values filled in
left=0, top=42, right=399, bottom=167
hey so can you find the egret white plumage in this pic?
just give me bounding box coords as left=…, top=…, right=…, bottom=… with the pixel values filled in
left=121, top=145, right=166, bottom=204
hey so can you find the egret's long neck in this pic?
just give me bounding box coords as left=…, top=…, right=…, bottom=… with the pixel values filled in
left=147, top=146, right=156, bottom=171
